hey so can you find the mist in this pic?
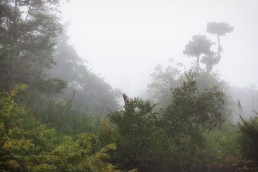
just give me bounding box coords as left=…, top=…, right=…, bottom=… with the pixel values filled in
left=61, top=0, right=258, bottom=97
left=1, top=0, right=258, bottom=170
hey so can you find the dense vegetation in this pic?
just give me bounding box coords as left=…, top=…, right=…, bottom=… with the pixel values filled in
left=0, top=1, right=257, bottom=171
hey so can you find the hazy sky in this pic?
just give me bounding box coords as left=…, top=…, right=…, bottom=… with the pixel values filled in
left=61, top=0, right=258, bottom=97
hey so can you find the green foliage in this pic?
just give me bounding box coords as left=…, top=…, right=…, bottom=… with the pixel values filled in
left=109, top=98, right=167, bottom=171
left=193, top=127, right=257, bottom=172
left=195, top=130, right=240, bottom=170
left=238, top=114, right=258, bottom=161
left=108, top=72, right=228, bottom=171
left=53, top=134, right=119, bottom=172
left=0, top=86, right=120, bottom=171
left=36, top=96, right=96, bottom=135
left=0, top=6, right=251, bottom=171
left=0, top=0, right=66, bottom=111
left=163, top=72, right=225, bottom=133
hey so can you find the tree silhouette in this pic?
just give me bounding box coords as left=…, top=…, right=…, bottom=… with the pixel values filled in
left=183, top=35, right=213, bottom=73
left=201, top=22, right=234, bottom=73
left=201, top=51, right=220, bottom=73
left=207, top=22, right=233, bottom=55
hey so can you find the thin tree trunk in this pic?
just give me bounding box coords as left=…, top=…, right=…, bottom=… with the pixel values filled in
left=25, top=5, right=32, bottom=22
left=217, top=34, right=221, bottom=54
left=196, top=55, right=200, bottom=73
left=13, top=0, right=18, bottom=41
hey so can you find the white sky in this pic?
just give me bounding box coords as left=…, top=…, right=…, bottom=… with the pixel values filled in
left=61, top=0, right=258, bottom=97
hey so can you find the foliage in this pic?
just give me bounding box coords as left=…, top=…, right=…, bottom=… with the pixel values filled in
left=238, top=114, right=258, bottom=162
left=207, top=22, right=234, bottom=36
left=0, top=85, right=55, bottom=171
left=0, top=5, right=253, bottom=171
left=158, top=72, right=226, bottom=170
left=163, top=72, right=225, bottom=137
left=35, top=95, right=96, bottom=135
left=53, top=134, right=119, bottom=172
left=147, top=60, right=182, bottom=108
left=183, top=35, right=214, bottom=58
left=109, top=98, right=169, bottom=171
left=183, top=22, right=233, bottom=74
left=183, top=35, right=214, bottom=73
left=200, top=51, right=220, bottom=73
left=0, top=86, right=119, bottom=171
left=0, top=0, right=66, bottom=112
left=206, top=22, right=233, bottom=57
left=108, top=72, right=229, bottom=171
left=47, top=29, right=120, bottom=115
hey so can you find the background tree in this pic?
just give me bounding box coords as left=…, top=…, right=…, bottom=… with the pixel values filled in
left=200, top=51, right=220, bottom=73
left=0, top=0, right=66, bottom=109
left=147, top=59, right=182, bottom=108
left=47, top=29, right=120, bottom=115
left=183, top=35, right=213, bottom=73
left=108, top=71, right=228, bottom=171
left=206, top=22, right=233, bottom=56
left=162, top=71, right=225, bottom=144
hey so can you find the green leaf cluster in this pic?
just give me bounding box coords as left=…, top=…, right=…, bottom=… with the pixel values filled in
left=108, top=72, right=227, bottom=171
left=0, top=86, right=120, bottom=172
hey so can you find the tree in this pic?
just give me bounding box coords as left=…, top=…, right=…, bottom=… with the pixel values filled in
left=205, top=22, right=233, bottom=74
left=47, top=29, right=120, bottom=115
left=147, top=59, right=182, bottom=108
left=183, top=35, right=213, bottom=73
left=109, top=98, right=167, bottom=171
left=0, top=0, right=66, bottom=108
left=162, top=72, right=225, bottom=147
left=200, top=51, right=221, bottom=73
left=109, top=72, right=227, bottom=171
left=206, top=22, right=233, bottom=55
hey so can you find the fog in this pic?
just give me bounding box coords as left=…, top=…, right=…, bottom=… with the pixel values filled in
left=61, top=0, right=258, bottom=97
left=2, top=1, right=258, bottom=169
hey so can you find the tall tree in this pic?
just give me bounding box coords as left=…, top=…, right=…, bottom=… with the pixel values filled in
left=200, top=22, right=233, bottom=73
left=183, top=35, right=213, bottom=73
left=147, top=59, right=182, bottom=108
left=47, top=30, right=120, bottom=115
left=0, top=0, right=65, bottom=100
left=206, top=22, right=233, bottom=56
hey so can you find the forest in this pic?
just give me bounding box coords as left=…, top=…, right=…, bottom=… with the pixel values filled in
left=0, top=0, right=258, bottom=172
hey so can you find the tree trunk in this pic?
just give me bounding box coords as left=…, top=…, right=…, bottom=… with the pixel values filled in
left=217, top=34, right=221, bottom=54
left=196, top=55, right=200, bottom=73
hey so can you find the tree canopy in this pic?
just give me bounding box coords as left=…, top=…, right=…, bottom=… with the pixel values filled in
left=183, top=35, right=214, bottom=73
left=207, top=22, right=234, bottom=36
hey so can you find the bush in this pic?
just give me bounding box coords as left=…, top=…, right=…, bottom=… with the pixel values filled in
left=238, top=114, right=258, bottom=162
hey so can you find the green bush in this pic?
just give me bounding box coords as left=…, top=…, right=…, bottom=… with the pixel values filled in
left=0, top=86, right=120, bottom=171
left=238, top=114, right=258, bottom=162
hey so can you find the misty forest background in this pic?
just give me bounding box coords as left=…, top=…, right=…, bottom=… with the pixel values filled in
left=0, top=1, right=258, bottom=172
